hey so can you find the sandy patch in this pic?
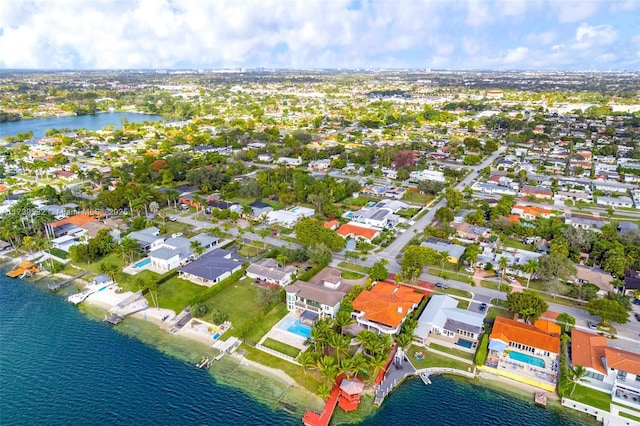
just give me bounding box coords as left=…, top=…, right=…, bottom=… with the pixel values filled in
left=477, top=370, right=560, bottom=401
left=231, top=352, right=299, bottom=388
left=130, top=307, right=176, bottom=330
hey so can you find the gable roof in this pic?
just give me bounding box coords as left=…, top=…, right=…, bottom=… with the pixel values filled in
left=605, top=347, right=640, bottom=376
left=490, top=317, right=560, bottom=354
left=51, top=214, right=98, bottom=228
left=246, top=258, right=297, bottom=281
left=352, top=282, right=424, bottom=328
left=415, top=295, right=485, bottom=338
left=571, top=329, right=607, bottom=374
left=178, top=249, right=240, bottom=281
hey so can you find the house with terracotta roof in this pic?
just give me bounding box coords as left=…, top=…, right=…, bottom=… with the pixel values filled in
left=510, top=205, right=553, bottom=221
left=484, top=317, right=560, bottom=391
left=571, top=329, right=640, bottom=411
left=336, top=222, right=380, bottom=242
left=449, top=222, right=491, bottom=242
left=351, top=281, right=424, bottom=335
left=520, top=186, right=553, bottom=199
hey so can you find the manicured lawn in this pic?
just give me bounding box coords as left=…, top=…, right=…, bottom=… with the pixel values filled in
left=480, top=279, right=509, bottom=292
left=396, top=207, right=419, bottom=218
left=457, top=300, right=470, bottom=309
left=407, top=345, right=474, bottom=371
left=620, top=411, right=640, bottom=423
left=238, top=243, right=269, bottom=258
left=342, top=197, right=374, bottom=207
left=485, top=306, right=513, bottom=323
left=155, top=276, right=207, bottom=313
left=262, top=338, right=301, bottom=358
left=441, top=287, right=472, bottom=299
left=202, top=278, right=263, bottom=331
left=402, top=190, right=434, bottom=205
left=156, top=221, right=193, bottom=236
left=428, top=343, right=474, bottom=361
left=337, top=262, right=370, bottom=274
left=503, top=238, right=534, bottom=251
left=341, top=270, right=365, bottom=279
left=242, top=304, right=289, bottom=345
left=570, top=384, right=611, bottom=411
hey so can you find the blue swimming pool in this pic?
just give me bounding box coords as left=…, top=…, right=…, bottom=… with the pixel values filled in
left=134, top=258, right=151, bottom=268
left=456, top=339, right=473, bottom=349
left=278, top=317, right=312, bottom=339
left=509, top=351, right=546, bottom=368
left=344, top=212, right=354, bottom=219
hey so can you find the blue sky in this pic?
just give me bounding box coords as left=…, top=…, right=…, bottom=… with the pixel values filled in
left=0, top=0, right=638, bottom=70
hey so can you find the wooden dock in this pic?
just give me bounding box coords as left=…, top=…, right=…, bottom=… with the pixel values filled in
left=48, top=271, right=90, bottom=291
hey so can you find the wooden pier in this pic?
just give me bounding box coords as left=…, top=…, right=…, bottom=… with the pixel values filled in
left=48, top=271, right=90, bottom=291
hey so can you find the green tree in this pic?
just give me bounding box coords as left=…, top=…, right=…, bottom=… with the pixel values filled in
left=100, top=261, right=119, bottom=282
left=585, top=298, right=629, bottom=326
left=297, top=350, right=316, bottom=374
left=522, top=259, right=539, bottom=289
left=444, top=188, right=462, bottom=211
left=368, top=259, right=389, bottom=281
left=192, top=302, right=208, bottom=318
left=556, top=313, right=575, bottom=334
left=506, top=290, right=549, bottom=323
left=435, top=207, right=454, bottom=224
left=210, top=309, right=228, bottom=324
left=568, top=365, right=588, bottom=397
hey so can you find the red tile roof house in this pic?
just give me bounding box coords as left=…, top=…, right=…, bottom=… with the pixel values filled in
left=571, top=329, right=640, bottom=411
left=484, top=317, right=560, bottom=391
left=351, top=281, right=424, bottom=335
left=336, top=223, right=380, bottom=242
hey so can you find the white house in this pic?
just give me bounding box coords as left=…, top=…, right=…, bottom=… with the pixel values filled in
left=413, top=295, right=485, bottom=350
left=265, top=206, right=315, bottom=227
left=409, top=169, right=446, bottom=183
left=127, top=227, right=165, bottom=251
left=246, top=258, right=298, bottom=286
left=596, top=196, right=634, bottom=208
left=149, top=234, right=218, bottom=272
left=285, top=268, right=352, bottom=319
left=178, top=249, right=242, bottom=287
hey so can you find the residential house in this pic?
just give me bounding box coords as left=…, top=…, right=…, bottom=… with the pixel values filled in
left=127, top=227, right=165, bottom=251
left=420, top=237, right=465, bottom=264
left=285, top=267, right=353, bottom=319
left=596, top=196, right=634, bottom=209
left=308, top=159, right=331, bottom=172
left=618, top=222, right=639, bottom=235
left=247, top=201, right=273, bottom=218
left=510, top=205, right=553, bottom=221
left=409, top=169, right=446, bottom=183
left=246, top=258, right=297, bottom=287
left=564, top=213, right=605, bottom=231
left=413, top=295, right=485, bottom=351
left=275, top=156, right=303, bottom=167
left=470, top=182, right=517, bottom=196
left=351, top=207, right=398, bottom=229
left=351, top=281, right=424, bottom=335
left=178, top=249, right=242, bottom=287
left=623, top=270, right=640, bottom=297
left=149, top=234, right=218, bottom=272
left=453, top=209, right=471, bottom=223
left=265, top=206, right=315, bottom=227
left=571, top=265, right=614, bottom=296
left=521, top=186, right=553, bottom=199
left=571, top=330, right=640, bottom=411
left=450, top=222, right=491, bottom=242
left=485, top=317, right=560, bottom=391
left=336, top=222, right=380, bottom=242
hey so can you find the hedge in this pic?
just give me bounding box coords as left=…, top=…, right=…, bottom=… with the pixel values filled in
left=49, top=247, right=68, bottom=259
left=475, top=334, right=488, bottom=366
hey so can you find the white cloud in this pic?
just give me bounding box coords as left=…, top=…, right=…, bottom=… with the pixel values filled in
left=502, top=46, right=529, bottom=64
left=526, top=31, right=557, bottom=45
left=553, top=1, right=599, bottom=23
left=575, top=23, right=618, bottom=46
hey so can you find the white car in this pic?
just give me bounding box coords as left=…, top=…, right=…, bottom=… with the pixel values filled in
left=507, top=276, right=516, bottom=283
left=464, top=267, right=475, bottom=273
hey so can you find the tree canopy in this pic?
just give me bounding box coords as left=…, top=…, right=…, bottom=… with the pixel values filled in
left=506, top=290, right=549, bottom=323
left=293, top=218, right=345, bottom=252
left=585, top=298, right=629, bottom=326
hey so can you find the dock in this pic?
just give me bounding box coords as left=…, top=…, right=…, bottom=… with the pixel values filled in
left=102, top=307, right=147, bottom=325
left=302, top=377, right=342, bottom=426
left=48, top=271, right=90, bottom=291
left=535, top=392, right=548, bottom=406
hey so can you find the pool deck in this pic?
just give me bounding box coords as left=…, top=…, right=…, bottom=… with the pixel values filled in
left=259, top=314, right=310, bottom=351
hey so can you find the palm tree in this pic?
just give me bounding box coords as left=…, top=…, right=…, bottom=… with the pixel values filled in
left=327, top=332, right=349, bottom=360
left=190, top=240, right=204, bottom=257
left=131, top=198, right=144, bottom=217
left=144, top=279, right=159, bottom=308
left=350, top=353, right=369, bottom=380
left=522, top=259, right=539, bottom=289
left=356, top=330, right=377, bottom=356
left=395, top=333, right=412, bottom=350
left=317, top=355, right=338, bottom=384
left=193, top=195, right=205, bottom=218
left=333, top=310, right=355, bottom=336
left=165, top=189, right=179, bottom=210
left=317, top=383, right=333, bottom=400
left=149, top=201, right=160, bottom=217
left=158, top=210, right=167, bottom=230
left=437, top=251, right=448, bottom=271
left=22, top=236, right=35, bottom=256
left=310, top=321, right=331, bottom=354
left=337, top=357, right=355, bottom=380
left=100, top=261, right=120, bottom=283
left=367, top=353, right=388, bottom=382
left=568, top=365, right=588, bottom=396
left=498, top=256, right=509, bottom=291
left=241, top=204, right=253, bottom=218
left=297, top=350, right=316, bottom=374
left=557, top=313, right=575, bottom=334
left=257, top=228, right=271, bottom=249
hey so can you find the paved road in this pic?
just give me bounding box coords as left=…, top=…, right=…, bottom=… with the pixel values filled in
left=379, top=146, right=507, bottom=261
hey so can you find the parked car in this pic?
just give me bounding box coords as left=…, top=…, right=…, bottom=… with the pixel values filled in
left=634, top=313, right=640, bottom=322
left=633, top=299, right=640, bottom=305
left=435, top=282, right=448, bottom=289
left=168, top=216, right=177, bottom=222
left=464, top=267, right=475, bottom=273
left=507, top=276, right=516, bottom=283
left=588, top=321, right=598, bottom=330
left=479, top=303, right=487, bottom=311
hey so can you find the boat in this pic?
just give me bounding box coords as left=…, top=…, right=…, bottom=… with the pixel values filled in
left=196, top=357, right=211, bottom=369
left=535, top=392, right=547, bottom=406
left=6, top=260, right=38, bottom=278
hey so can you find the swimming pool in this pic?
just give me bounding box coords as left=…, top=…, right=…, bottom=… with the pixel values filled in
left=456, top=339, right=473, bottom=349
left=278, top=317, right=312, bottom=339
left=509, top=351, right=546, bottom=368
left=134, top=258, right=151, bottom=268
left=344, top=212, right=354, bottom=219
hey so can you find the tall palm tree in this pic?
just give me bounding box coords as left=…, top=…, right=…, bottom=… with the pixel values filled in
left=350, top=353, right=369, bottom=380
left=100, top=261, right=119, bottom=283
left=498, top=256, right=509, bottom=291
left=190, top=240, right=204, bottom=257
left=327, top=332, right=349, bottom=360
left=568, top=365, right=588, bottom=396
left=317, top=383, right=332, bottom=400
left=522, top=259, right=539, bottom=289
left=165, top=189, right=179, bottom=210
left=337, top=357, right=355, bottom=380
left=367, top=353, right=388, bottom=383
left=317, top=355, right=338, bottom=384
left=297, top=350, right=316, bottom=374
left=333, top=310, right=355, bottom=336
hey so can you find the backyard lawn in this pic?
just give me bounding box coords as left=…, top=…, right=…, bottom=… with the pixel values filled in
left=485, top=306, right=513, bottom=323
left=262, top=338, right=301, bottom=358
left=407, top=345, right=474, bottom=371
left=402, top=190, right=434, bottom=205
left=237, top=243, right=270, bottom=258
left=242, top=304, right=289, bottom=345
left=155, top=276, right=207, bottom=313
left=570, top=384, right=611, bottom=411
left=341, top=270, right=365, bottom=279
left=202, top=278, right=263, bottom=332
left=503, top=238, right=534, bottom=251
left=428, top=343, right=475, bottom=361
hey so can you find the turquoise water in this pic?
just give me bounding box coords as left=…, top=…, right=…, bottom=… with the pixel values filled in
left=510, top=351, right=546, bottom=368
left=0, top=270, right=596, bottom=425
left=0, top=112, right=162, bottom=138
left=134, top=258, right=151, bottom=268
left=456, top=338, right=473, bottom=349
left=278, top=317, right=312, bottom=339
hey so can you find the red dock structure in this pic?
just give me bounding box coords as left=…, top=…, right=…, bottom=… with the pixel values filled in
left=338, top=379, right=364, bottom=411
left=302, top=377, right=343, bottom=426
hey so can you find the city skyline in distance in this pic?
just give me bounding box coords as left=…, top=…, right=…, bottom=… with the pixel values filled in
left=0, top=0, right=638, bottom=71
